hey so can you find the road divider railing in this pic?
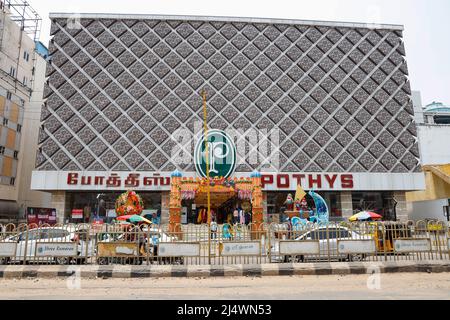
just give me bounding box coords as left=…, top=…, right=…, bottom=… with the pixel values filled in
left=0, top=220, right=448, bottom=266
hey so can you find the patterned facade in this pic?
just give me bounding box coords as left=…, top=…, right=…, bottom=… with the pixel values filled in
left=38, top=15, right=420, bottom=174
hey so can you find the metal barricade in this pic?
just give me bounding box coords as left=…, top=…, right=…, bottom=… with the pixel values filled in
left=0, top=221, right=448, bottom=266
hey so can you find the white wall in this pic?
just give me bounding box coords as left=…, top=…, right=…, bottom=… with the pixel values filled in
left=417, top=125, right=450, bottom=165
left=17, top=51, right=51, bottom=215
left=407, top=198, right=449, bottom=221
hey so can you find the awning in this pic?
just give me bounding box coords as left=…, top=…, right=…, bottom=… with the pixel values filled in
left=406, top=165, right=450, bottom=202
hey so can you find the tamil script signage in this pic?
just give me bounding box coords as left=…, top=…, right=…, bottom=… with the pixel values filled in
left=158, top=243, right=200, bottom=257
left=0, top=243, right=17, bottom=257
left=338, top=240, right=377, bottom=254
left=279, top=241, right=320, bottom=255
left=35, top=243, right=78, bottom=257
left=27, top=208, right=57, bottom=225
left=219, top=242, right=260, bottom=256
left=31, top=171, right=426, bottom=192
left=394, top=239, right=431, bottom=253
left=71, top=209, right=83, bottom=220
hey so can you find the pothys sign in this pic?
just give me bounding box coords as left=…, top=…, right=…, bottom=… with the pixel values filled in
left=219, top=242, right=260, bottom=256
left=35, top=243, right=77, bottom=257
left=0, top=242, right=17, bottom=257
left=394, top=239, right=431, bottom=253
left=279, top=241, right=320, bottom=255
left=338, top=240, right=376, bottom=254
left=158, top=243, right=200, bottom=257
left=194, top=130, right=237, bottom=179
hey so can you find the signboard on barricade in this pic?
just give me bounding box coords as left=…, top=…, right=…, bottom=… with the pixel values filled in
left=279, top=241, right=320, bottom=255
left=219, top=242, right=260, bottom=256
left=0, top=242, right=17, bottom=257
left=158, top=243, right=200, bottom=257
left=97, top=242, right=139, bottom=257
left=35, top=242, right=77, bottom=257
left=338, top=240, right=377, bottom=254
left=394, top=239, right=431, bottom=253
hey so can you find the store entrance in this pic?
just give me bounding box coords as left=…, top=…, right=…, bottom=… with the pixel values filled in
left=182, top=193, right=252, bottom=225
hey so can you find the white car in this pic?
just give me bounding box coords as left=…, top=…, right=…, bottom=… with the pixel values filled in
left=270, top=225, right=369, bottom=263
left=0, top=227, right=83, bottom=265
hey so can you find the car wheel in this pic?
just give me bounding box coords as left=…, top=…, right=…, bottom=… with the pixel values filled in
left=0, top=257, right=10, bottom=265
left=55, top=257, right=70, bottom=265
left=348, top=254, right=365, bottom=262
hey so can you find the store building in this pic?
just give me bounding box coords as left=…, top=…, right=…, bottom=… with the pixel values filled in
left=31, top=13, right=425, bottom=224
left=0, top=0, right=51, bottom=221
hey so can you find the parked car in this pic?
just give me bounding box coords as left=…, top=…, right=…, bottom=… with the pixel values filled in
left=270, top=225, right=370, bottom=263
left=0, top=227, right=87, bottom=265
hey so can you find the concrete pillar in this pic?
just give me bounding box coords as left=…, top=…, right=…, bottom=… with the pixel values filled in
left=51, top=191, right=69, bottom=224
left=161, top=191, right=170, bottom=225
left=394, top=191, right=408, bottom=221
left=340, top=192, right=353, bottom=221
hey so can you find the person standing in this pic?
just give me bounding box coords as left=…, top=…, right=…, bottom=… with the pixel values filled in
left=232, top=208, right=239, bottom=225
left=83, top=205, right=91, bottom=223
left=245, top=211, right=252, bottom=225
left=239, top=208, right=245, bottom=225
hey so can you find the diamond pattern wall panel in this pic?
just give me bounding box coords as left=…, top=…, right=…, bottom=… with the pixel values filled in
left=38, top=16, right=420, bottom=173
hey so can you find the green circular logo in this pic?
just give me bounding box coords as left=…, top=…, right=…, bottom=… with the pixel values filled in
left=194, top=130, right=236, bottom=179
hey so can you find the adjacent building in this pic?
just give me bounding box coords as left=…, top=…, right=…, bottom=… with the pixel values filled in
left=407, top=94, right=450, bottom=222
left=0, top=0, right=50, bottom=221
left=31, top=13, right=425, bottom=224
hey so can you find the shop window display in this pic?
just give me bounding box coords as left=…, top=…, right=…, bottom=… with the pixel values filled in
left=266, top=192, right=342, bottom=223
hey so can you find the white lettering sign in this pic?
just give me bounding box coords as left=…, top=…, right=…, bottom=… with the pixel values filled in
left=35, top=243, right=77, bottom=257
left=394, top=239, right=431, bottom=253
left=338, top=240, right=376, bottom=254
left=116, top=246, right=137, bottom=255
left=279, top=241, right=320, bottom=255
left=158, top=243, right=200, bottom=257
left=220, top=242, right=260, bottom=256
left=0, top=242, right=16, bottom=257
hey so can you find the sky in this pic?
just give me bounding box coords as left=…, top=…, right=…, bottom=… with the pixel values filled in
left=30, top=0, right=450, bottom=107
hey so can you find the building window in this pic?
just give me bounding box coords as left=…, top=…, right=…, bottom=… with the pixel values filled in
left=6, top=91, right=12, bottom=100
left=13, top=151, right=19, bottom=159
left=23, top=77, right=28, bottom=86
left=9, top=66, right=16, bottom=78
left=3, top=118, right=8, bottom=126
left=10, top=178, right=15, bottom=186
left=17, top=124, right=22, bottom=133
left=351, top=192, right=396, bottom=221
left=23, top=51, right=30, bottom=62
left=0, top=146, right=5, bottom=155
left=20, top=99, right=25, bottom=106
left=434, top=115, right=450, bottom=125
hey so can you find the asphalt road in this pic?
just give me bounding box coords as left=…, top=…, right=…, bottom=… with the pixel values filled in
left=0, top=273, right=449, bottom=300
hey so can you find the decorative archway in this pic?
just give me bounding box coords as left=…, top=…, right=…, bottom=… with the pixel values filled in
left=168, top=171, right=263, bottom=236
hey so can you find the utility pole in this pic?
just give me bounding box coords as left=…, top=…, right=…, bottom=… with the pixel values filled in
left=202, top=89, right=212, bottom=264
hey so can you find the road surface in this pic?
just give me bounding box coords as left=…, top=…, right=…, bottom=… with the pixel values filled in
left=0, top=273, right=449, bottom=300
